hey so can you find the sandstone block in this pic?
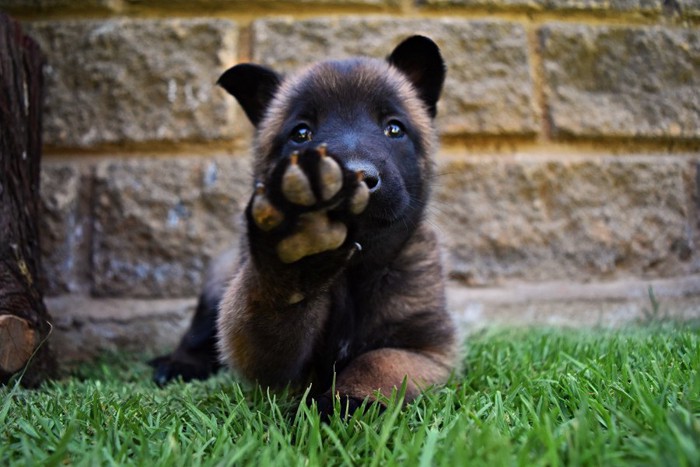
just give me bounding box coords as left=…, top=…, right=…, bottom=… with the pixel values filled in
left=0, top=0, right=119, bottom=13
left=124, top=0, right=394, bottom=7
left=681, top=0, right=700, bottom=15
left=421, top=0, right=699, bottom=16
left=92, top=156, right=251, bottom=297
left=421, top=0, right=663, bottom=12
left=540, top=24, right=700, bottom=139
left=252, top=17, right=538, bottom=136
left=40, top=162, right=91, bottom=295
left=433, top=155, right=697, bottom=285
left=26, top=19, right=239, bottom=147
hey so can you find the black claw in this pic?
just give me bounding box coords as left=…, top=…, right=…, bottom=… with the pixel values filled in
left=149, top=353, right=221, bottom=386
left=149, top=355, right=175, bottom=387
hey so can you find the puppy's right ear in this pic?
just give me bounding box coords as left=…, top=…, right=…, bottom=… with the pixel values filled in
left=217, top=64, right=281, bottom=127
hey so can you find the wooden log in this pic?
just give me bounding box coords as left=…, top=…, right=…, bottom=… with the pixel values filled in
left=0, top=12, right=56, bottom=386
left=0, top=315, right=37, bottom=374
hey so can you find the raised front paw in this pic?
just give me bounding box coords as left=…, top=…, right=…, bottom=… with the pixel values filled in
left=249, top=144, right=370, bottom=264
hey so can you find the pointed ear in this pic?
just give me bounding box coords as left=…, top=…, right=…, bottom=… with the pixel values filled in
left=388, top=36, right=446, bottom=119
left=217, top=64, right=282, bottom=127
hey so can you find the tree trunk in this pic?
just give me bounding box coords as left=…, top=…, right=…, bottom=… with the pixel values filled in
left=0, top=12, right=56, bottom=387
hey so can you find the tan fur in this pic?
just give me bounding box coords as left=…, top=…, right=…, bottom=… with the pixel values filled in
left=217, top=222, right=456, bottom=398
left=217, top=257, right=332, bottom=385
left=333, top=348, right=452, bottom=402
left=215, top=46, right=456, bottom=408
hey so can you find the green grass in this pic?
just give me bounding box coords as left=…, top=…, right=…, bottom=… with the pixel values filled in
left=2, top=325, right=699, bottom=466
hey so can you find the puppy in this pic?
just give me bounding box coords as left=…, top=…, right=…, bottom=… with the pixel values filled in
left=152, top=35, right=456, bottom=417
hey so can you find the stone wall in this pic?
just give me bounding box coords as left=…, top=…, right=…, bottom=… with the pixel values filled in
left=2, top=0, right=699, bottom=361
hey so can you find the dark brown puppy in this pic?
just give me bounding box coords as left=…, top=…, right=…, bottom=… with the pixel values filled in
left=151, top=36, right=456, bottom=417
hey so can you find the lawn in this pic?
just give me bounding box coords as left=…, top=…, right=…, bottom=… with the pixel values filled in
left=1, top=324, right=699, bottom=466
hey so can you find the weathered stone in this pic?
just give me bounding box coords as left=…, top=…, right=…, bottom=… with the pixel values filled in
left=421, top=0, right=663, bottom=12
left=26, top=19, right=239, bottom=147
left=0, top=0, right=119, bottom=13
left=40, top=161, right=91, bottom=295
left=433, top=155, right=697, bottom=285
left=540, top=24, right=700, bottom=139
left=252, top=18, right=538, bottom=136
left=420, top=0, right=698, bottom=16
left=47, top=295, right=197, bottom=361
left=124, top=0, right=394, bottom=7
left=92, top=155, right=251, bottom=297
left=680, top=0, right=700, bottom=15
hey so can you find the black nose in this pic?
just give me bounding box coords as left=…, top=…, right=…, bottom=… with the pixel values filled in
left=363, top=171, right=381, bottom=192
left=346, top=161, right=381, bottom=193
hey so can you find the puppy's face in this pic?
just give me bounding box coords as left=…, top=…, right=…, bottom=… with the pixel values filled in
left=256, top=59, right=435, bottom=228
left=218, top=36, right=445, bottom=233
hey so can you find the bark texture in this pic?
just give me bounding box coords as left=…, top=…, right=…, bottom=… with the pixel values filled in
left=0, top=12, right=55, bottom=387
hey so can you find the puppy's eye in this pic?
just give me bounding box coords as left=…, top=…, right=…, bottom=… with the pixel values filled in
left=290, top=124, right=313, bottom=144
left=384, top=120, right=405, bottom=139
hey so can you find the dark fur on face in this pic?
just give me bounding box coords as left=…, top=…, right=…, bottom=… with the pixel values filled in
left=251, top=59, right=436, bottom=262
left=151, top=36, right=456, bottom=418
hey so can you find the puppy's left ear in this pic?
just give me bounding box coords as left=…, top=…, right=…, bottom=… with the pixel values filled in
left=388, top=35, right=446, bottom=119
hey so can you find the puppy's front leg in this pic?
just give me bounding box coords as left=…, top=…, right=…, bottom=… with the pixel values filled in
left=217, top=260, right=331, bottom=387
left=217, top=145, right=369, bottom=387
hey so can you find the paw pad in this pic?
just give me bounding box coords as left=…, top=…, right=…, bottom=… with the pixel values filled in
left=317, top=144, right=343, bottom=201
left=350, top=172, right=370, bottom=215
left=282, top=152, right=316, bottom=206
left=277, top=212, right=347, bottom=263
left=251, top=183, right=284, bottom=231
left=251, top=143, right=372, bottom=263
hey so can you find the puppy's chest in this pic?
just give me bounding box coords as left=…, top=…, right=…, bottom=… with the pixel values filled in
left=312, top=272, right=389, bottom=373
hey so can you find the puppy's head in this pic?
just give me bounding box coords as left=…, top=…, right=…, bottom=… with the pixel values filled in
left=218, top=35, right=445, bottom=229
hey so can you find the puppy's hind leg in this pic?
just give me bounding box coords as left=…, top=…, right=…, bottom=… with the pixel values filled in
left=150, top=292, right=222, bottom=386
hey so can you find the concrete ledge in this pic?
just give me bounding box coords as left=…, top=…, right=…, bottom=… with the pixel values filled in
left=46, top=274, right=700, bottom=363
left=450, top=274, right=700, bottom=303
left=47, top=296, right=197, bottom=361
left=449, top=275, right=700, bottom=330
